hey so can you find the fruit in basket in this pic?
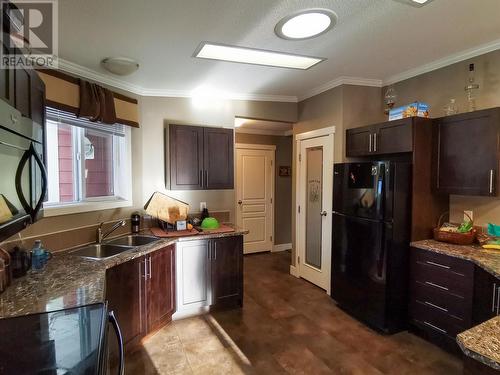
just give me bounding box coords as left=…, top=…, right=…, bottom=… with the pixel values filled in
left=457, top=221, right=473, bottom=233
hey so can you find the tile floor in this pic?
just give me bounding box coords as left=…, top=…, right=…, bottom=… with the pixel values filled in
left=125, top=251, right=463, bottom=374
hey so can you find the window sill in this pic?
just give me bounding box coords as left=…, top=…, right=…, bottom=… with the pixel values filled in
left=43, top=199, right=133, bottom=217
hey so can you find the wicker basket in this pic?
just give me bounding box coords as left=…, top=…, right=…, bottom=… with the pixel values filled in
left=433, top=211, right=476, bottom=245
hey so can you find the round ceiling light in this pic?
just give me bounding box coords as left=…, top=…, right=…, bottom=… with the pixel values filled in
left=101, top=57, right=139, bottom=76
left=275, top=9, right=337, bottom=40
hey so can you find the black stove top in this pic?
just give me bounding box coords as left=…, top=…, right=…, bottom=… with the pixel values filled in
left=0, top=303, right=107, bottom=375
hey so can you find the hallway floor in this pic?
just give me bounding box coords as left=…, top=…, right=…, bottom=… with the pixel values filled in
left=125, top=251, right=463, bottom=374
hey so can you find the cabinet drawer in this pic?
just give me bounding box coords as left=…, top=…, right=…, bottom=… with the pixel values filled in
left=410, top=281, right=470, bottom=324
left=411, top=248, right=473, bottom=277
left=411, top=261, right=472, bottom=298
left=409, top=299, right=466, bottom=336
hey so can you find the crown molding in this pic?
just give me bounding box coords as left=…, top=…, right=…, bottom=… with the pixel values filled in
left=298, top=76, right=382, bottom=102
left=383, top=38, right=500, bottom=86
left=57, top=58, right=298, bottom=102
left=235, top=127, right=292, bottom=136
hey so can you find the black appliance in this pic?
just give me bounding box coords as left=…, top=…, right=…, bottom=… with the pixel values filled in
left=331, top=161, right=411, bottom=333
left=0, top=303, right=124, bottom=375
left=0, top=98, right=47, bottom=242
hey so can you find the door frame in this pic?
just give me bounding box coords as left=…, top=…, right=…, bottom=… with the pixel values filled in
left=294, top=126, right=335, bottom=294
left=235, top=143, right=276, bottom=253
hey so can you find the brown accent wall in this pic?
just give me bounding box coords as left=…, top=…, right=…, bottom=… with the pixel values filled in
left=385, top=49, right=500, bottom=226
left=235, top=133, right=293, bottom=245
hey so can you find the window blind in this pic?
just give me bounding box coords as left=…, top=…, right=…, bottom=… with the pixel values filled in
left=46, top=107, right=126, bottom=137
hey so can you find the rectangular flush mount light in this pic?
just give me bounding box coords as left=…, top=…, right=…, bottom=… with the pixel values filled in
left=194, top=42, right=325, bottom=70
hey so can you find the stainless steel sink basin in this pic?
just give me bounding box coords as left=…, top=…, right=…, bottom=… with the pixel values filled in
left=69, top=244, right=134, bottom=259
left=106, top=235, right=160, bottom=247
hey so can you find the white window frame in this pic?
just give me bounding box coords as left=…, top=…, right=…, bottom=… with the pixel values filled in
left=43, top=119, right=133, bottom=217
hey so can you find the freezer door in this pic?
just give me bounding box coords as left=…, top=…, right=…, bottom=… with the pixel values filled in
left=333, top=162, right=390, bottom=221
left=331, top=213, right=392, bottom=331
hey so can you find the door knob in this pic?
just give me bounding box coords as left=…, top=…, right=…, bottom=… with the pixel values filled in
left=320, top=211, right=327, bottom=216
left=238, top=200, right=242, bottom=205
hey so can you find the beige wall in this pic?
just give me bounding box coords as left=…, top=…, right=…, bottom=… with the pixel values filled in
left=235, top=133, right=293, bottom=245
left=386, top=49, right=500, bottom=226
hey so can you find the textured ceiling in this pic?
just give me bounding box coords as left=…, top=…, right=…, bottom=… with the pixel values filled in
left=58, top=0, right=500, bottom=100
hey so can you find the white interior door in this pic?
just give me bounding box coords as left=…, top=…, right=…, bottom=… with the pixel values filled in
left=236, top=146, right=275, bottom=254
left=297, top=134, right=333, bottom=292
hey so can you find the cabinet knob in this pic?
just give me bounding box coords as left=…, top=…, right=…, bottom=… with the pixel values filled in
left=238, top=200, right=242, bottom=205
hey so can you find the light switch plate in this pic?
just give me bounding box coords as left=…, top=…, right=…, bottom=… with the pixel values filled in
left=464, top=210, right=473, bottom=222
left=200, top=202, right=207, bottom=211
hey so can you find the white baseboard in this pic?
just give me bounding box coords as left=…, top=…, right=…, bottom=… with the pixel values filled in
left=289, top=265, right=299, bottom=278
left=273, top=243, right=292, bottom=252
left=172, top=306, right=209, bottom=321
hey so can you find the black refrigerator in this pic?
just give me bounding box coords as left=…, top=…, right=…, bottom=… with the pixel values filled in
left=331, top=161, right=411, bottom=333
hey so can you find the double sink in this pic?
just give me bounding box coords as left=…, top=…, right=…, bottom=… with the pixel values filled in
left=69, top=235, right=160, bottom=260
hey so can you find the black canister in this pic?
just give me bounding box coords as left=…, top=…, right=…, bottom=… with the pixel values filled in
left=131, top=213, right=141, bottom=233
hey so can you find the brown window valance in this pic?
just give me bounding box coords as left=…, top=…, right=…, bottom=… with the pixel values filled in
left=78, top=80, right=117, bottom=124
left=37, top=69, right=139, bottom=128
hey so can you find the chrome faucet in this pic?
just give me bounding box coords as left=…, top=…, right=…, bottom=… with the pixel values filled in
left=97, top=220, right=126, bottom=243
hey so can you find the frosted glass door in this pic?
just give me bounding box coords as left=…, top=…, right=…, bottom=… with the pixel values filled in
left=305, top=147, right=323, bottom=269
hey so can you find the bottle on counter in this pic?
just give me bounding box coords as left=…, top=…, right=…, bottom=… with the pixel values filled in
left=31, top=240, right=52, bottom=271
left=131, top=213, right=141, bottom=234
left=200, top=208, right=209, bottom=222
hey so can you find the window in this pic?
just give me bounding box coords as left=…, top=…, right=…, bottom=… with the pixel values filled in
left=44, top=108, right=132, bottom=215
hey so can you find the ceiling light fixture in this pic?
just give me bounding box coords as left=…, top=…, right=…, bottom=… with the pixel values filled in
left=275, top=9, right=337, bottom=40
left=101, top=57, right=139, bottom=76
left=393, top=0, right=434, bottom=7
left=194, top=42, right=324, bottom=70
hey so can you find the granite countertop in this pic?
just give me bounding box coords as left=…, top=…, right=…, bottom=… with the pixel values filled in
left=411, top=239, right=500, bottom=370
left=0, top=226, right=248, bottom=319
left=411, top=239, right=500, bottom=278
left=457, top=316, right=500, bottom=371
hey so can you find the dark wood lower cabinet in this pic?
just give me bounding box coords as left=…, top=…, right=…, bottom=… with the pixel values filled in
left=106, top=255, right=146, bottom=350
left=106, top=245, right=176, bottom=354
left=211, top=236, right=243, bottom=308
left=147, top=245, right=175, bottom=333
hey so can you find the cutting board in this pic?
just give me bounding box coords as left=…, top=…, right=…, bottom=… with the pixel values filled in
left=150, top=225, right=235, bottom=238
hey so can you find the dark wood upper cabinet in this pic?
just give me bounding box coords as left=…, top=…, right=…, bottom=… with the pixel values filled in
left=168, top=124, right=234, bottom=190
left=472, top=266, right=500, bottom=326
left=204, top=127, right=234, bottom=189
left=106, top=255, right=146, bottom=350
left=346, top=126, right=373, bottom=157
left=30, top=70, right=45, bottom=127
left=211, top=236, right=243, bottom=308
left=433, top=108, right=500, bottom=196
left=346, top=117, right=417, bottom=157
left=14, top=68, right=31, bottom=118
left=147, top=245, right=176, bottom=333
left=169, top=124, right=204, bottom=190
left=0, top=42, right=14, bottom=106
left=376, top=119, right=414, bottom=154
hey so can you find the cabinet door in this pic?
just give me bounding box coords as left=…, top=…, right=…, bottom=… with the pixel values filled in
left=175, top=240, right=211, bottom=312
left=346, top=126, right=372, bottom=157
left=434, top=109, right=500, bottom=196
left=106, top=256, right=146, bottom=350
left=473, top=266, right=500, bottom=325
left=169, top=124, right=204, bottom=190
left=211, top=236, right=243, bottom=308
left=30, top=70, right=45, bottom=127
left=203, top=127, right=234, bottom=189
left=0, top=42, right=14, bottom=106
left=375, top=118, right=413, bottom=154
left=147, top=245, right=175, bottom=333
left=14, top=68, right=31, bottom=118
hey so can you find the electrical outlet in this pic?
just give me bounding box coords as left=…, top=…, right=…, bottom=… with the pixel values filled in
left=200, top=202, right=207, bottom=211
left=464, top=210, right=473, bottom=222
